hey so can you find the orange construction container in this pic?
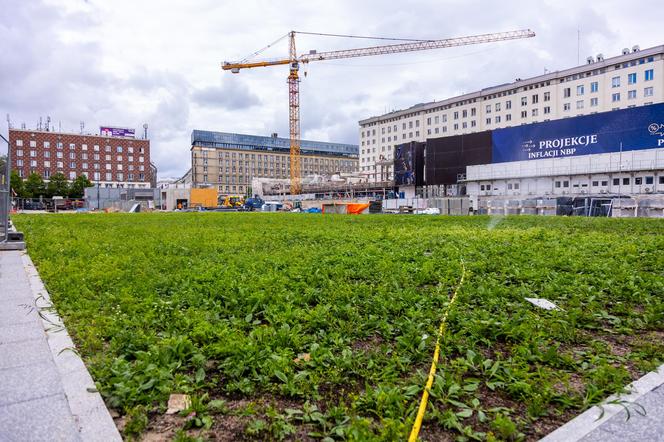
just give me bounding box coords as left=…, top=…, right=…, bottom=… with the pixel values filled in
left=190, top=188, right=218, bottom=208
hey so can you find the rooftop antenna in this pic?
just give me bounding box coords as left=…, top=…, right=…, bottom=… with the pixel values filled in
left=21, top=122, right=26, bottom=130
left=46, top=116, right=51, bottom=132
left=38, top=117, right=43, bottom=131
left=6, top=114, right=11, bottom=130
left=143, top=123, right=148, bottom=139
left=58, top=120, right=61, bottom=132
left=80, top=121, right=85, bottom=134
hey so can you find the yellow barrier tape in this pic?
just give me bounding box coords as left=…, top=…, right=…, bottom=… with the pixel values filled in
left=408, top=260, right=466, bottom=442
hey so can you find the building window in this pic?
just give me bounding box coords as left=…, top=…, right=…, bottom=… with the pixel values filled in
left=15, top=139, right=23, bottom=146
left=628, top=73, right=637, bottom=84
left=69, top=171, right=76, bottom=180
left=505, top=100, right=511, bottom=110
left=82, top=144, right=87, bottom=150
left=590, top=81, right=598, bottom=93
left=453, top=111, right=459, bottom=120
left=612, top=76, right=620, bottom=87
left=644, top=87, right=654, bottom=97
left=30, top=140, right=36, bottom=147
left=563, top=103, right=570, bottom=111
left=44, top=141, right=50, bottom=148
left=563, top=181, right=569, bottom=188
left=44, top=170, right=51, bottom=179
left=563, top=88, right=571, bottom=98
left=576, top=85, right=584, bottom=95
left=69, top=143, right=75, bottom=149
left=623, top=177, right=630, bottom=185
left=544, top=106, right=551, bottom=114
left=576, top=100, right=584, bottom=109
left=16, top=159, right=23, bottom=167
left=543, top=92, right=550, bottom=102
left=532, top=108, right=538, bottom=116
left=612, top=93, right=620, bottom=102
left=521, top=110, right=527, bottom=118
left=485, top=105, right=491, bottom=113
left=495, top=103, right=501, bottom=112
left=532, top=94, right=539, bottom=104
left=590, top=97, right=599, bottom=107
left=70, top=162, right=76, bottom=168
left=645, top=176, right=654, bottom=185
left=506, top=114, right=512, bottom=121
left=521, top=97, right=527, bottom=106
left=628, top=90, right=637, bottom=100
left=645, top=69, right=654, bottom=81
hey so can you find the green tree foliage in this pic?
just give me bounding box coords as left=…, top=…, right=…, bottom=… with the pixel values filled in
left=69, top=175, right=93, bottom=198
left=24, top=172, right=46, bottom=198
left=46, top=172, right=70, bottom=198
left=10, top=170, right=25, bottom=197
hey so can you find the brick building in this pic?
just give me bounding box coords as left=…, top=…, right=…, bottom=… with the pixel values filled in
left=8, top=128, right=153, bottom=188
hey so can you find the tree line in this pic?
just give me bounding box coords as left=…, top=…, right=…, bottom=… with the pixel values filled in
left=10, top=171, right=93, bottom=199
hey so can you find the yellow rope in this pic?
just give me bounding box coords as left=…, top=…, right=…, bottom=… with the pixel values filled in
left=408, top=260, right=466, bottom=442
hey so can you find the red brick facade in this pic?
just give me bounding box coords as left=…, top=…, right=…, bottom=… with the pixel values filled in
left=8, top=129, right=152, bottom=187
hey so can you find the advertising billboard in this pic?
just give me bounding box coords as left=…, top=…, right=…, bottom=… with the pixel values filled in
left=100, top=126, right=136, bottom=138
left=492, top=103, right=664, bottom=163
left=425, top=131, right=492, bottom=185
left=394, top=142, right=424, bottom=186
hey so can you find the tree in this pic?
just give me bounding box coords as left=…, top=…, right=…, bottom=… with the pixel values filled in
left=10, top=170, right=25, bottom=198
left=24, top=172, right=46, bottom=198
left=69, top=175, right=93, bottom=198
left=46, top=172, right=69, bottom=198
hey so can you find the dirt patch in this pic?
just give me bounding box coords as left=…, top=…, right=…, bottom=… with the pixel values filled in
left=352, top=334, right=385, bottom=352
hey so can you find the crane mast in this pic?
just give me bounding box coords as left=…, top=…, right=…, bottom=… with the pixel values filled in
left=223, top=29, right=535, bottom=195
left=288, top=32, right=301, bottom=195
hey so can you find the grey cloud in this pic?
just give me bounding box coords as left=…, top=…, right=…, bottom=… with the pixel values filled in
left=192, top=80, right=260, bottom=110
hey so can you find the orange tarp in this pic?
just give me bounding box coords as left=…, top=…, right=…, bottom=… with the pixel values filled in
left=346, top=203, right=370, bottom=214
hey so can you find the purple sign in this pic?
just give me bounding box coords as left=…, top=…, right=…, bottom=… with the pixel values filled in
left=100, top=126, right=135, bottom=138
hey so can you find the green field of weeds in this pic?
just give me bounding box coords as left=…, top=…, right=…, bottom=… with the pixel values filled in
left=14, top=213, right=664, bottom=441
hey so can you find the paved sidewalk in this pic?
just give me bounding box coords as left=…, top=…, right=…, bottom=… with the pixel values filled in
left=541, top=361, right=664, bottom=442
left=0, top=250, right=120, bottom=442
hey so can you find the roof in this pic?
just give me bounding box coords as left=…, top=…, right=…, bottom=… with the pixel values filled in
left=359, top=44, right=664, bottom=125
left=191, top=130, right=358, bottom=156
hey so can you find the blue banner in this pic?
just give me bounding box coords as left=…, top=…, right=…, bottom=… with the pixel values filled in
left=491, top=103, right=664, bottom=163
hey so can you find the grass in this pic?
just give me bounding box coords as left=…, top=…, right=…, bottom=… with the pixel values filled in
left=13, top=213, right=664, bottom=441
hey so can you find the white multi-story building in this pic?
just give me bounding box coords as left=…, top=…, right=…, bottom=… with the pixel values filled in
left=358, top=44, right=663, bottom=182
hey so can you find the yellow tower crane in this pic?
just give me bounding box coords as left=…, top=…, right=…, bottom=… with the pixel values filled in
left=223, top=29, right=535, bottom=195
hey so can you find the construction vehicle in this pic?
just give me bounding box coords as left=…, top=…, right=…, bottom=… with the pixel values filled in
left=222, top=29, right=535, bottom=195
left=243, top=196, right=265, bottom=211
left=221, top=195, right=245, bottom=208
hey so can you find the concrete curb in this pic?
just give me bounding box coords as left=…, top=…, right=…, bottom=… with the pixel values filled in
left=540, top=363, right=664, bottom=442
left=21, top=252, right=122, bottom=442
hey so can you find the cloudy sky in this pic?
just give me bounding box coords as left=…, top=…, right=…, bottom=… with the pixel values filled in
left=1, top=0, right=661, bottom=178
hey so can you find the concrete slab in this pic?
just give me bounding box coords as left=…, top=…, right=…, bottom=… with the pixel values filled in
left=0, top=322, right=47, bottom=344
left=0, top=338, right=53, bottom=369
left=0, top=359, right=64, bottom=407
left=0, top=300, right=40, bottom=326
left=0, top=394, right=81, bottom=442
